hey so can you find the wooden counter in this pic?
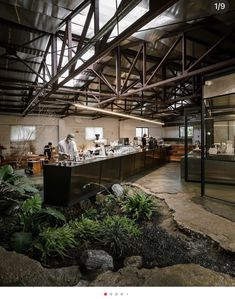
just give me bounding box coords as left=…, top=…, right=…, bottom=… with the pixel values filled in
left=43, top=148, right=168, bottom=207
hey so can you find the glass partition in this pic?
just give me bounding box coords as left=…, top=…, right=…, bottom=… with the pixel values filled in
left=204, top=94, right=235, bottom=205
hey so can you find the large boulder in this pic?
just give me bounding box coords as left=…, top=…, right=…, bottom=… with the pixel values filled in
left=0, top=246, right=81, bottom=286
left=111, top=184, right=124, bottom=197
left=81, top=250, right=113, bottom=271
left=90, top=263, right=235, bottom=286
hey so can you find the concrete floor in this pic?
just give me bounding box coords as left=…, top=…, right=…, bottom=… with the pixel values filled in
left=128, top=162, right=235, bottom=222
left=127, top=162, right=235, bottom=252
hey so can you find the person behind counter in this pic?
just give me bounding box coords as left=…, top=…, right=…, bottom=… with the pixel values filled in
left=148, top=136, right=157, bottom=150
left=44, top=142, right=53, bottom=160
left=141, top=133, right=147, bottom=149
left=58, top=133, right=78, bottom=161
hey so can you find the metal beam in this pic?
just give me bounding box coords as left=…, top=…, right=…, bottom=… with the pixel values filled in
left=51, top=35, right=58, bottom=78
left=92, top=58, right=235, bottom=107
left=22, top=0, right=179, bottom=116
left=14, top=54, right=46, bottom=83
left=70, top=1, right=95, bottom=73
left=121, top=46, right=143, bottom=93
left=67, top=20, right=73, bottom=64
left=116, top=46, right=121, bottom=95
left=186, top=31, right=232, bottom=72
left=145, top=36, right=182, bottom=85
left=94, top=0, right=100, bottom=52
left=91, top=69, right=117, bottom=94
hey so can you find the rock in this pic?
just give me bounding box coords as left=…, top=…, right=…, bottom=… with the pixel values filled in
left=124, top=256, right=142, bottom=269
left=76, top=279, right=90, bottom=286
left=81, top=250, right=113, bottom=271
left=0, top=246, right=81, bottom=286
left=48, top=266, right=81, bottom=286
left=90, top=264, right=235, bottom=286
left=111, top=184, right=124, bottom=197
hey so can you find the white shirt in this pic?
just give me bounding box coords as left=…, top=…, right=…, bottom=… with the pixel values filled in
left=58, top=139, right=78, bottom=159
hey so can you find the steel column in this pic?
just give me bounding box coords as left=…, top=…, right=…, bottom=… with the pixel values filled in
left=116, top=46, right=121, bottom=96
left=200, top=77, right=205, bottom=197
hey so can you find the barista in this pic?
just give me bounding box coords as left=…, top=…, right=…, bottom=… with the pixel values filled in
left=142, top=133, right=147, bottom=149
left=58, top=133, right=78, bottom=160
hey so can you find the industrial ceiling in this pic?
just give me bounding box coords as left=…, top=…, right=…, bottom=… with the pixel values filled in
left=0, top=0, right=235, bottom=123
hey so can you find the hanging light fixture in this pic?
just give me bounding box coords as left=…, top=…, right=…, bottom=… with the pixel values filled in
left=74, top=103, right=164, bottom=125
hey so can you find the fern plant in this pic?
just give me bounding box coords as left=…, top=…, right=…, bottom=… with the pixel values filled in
left=121, top=192, right=155, bottom=221
left=33, top=225, right=78, bottom=263
left=99, top=215, right=140, bottom=255
left=10, top=195, right=66, bottom=254
left=19, top=195, right=66, bottom=234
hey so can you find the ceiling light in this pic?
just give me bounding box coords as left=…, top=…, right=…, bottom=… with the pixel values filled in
left=74, top=103, right=164, bottom=125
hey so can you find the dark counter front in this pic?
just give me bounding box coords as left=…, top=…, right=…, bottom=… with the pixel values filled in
left=43, top=148, right=168, bottom=207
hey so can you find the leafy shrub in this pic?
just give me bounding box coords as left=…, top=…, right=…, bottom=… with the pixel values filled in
left=31, top=207, right=66, bottom=233
left=18, top=195, right=66, bottom=234
left=0, top=165, right=38, bottom=204
left=100, top=194, right=121, bottom=216
left=69, top=216, right=101, bottom=243
left=83, top=182, right=122, bottom=217
left=33, top=225, right=78, bottom=263
left=99, top=215, right=140, bottom=255
left=80, top=207, right=100, bottom=220
left=19, top=194, right=42, bottom=232
left=121, top=192, right=155, bottom=221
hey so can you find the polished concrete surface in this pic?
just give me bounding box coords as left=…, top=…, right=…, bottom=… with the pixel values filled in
left=127, top=162, right=235, bottom=252
left=129, top=162, right=235, bottom=202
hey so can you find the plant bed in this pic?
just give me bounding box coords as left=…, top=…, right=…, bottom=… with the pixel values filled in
left=0, top=176, right=234, bottom=285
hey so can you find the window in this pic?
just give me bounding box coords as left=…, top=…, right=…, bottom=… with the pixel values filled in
left=179, top=126, right=194, bottom=137
left=10, top=126, right=36, bottom=142
left=136, top=127, right=149, bottom=138
left=85, top=127, right=103, bottom=140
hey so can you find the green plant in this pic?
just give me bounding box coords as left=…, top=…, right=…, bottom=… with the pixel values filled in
left=99, top=215, right=140, bottom=255
left=0, top=165, right=38, bottom=203
left=121, top=192, right=155, bottom=221
left=69, top=216, right=101, bottom=242
left=84, top=182, right=121, bottom=217
left=81, top=207, right=100, bottom=220
left=19, top=195, right=66, bottom=234
left=33, top=225, right=78, bottom=263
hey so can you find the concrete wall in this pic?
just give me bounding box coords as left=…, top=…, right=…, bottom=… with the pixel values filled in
left=59, top=117, right=163, bottom=148
left=0, top=115, right=59, bottom=155
left=0, top=115, right=163, bottom=155
left=163, top=127, right=179, bottom=138
left=59, top=116, right=120, bottom=148
left=163, top=125, right=201, bottom=144
left=119, top=119, right=162, bottom=140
